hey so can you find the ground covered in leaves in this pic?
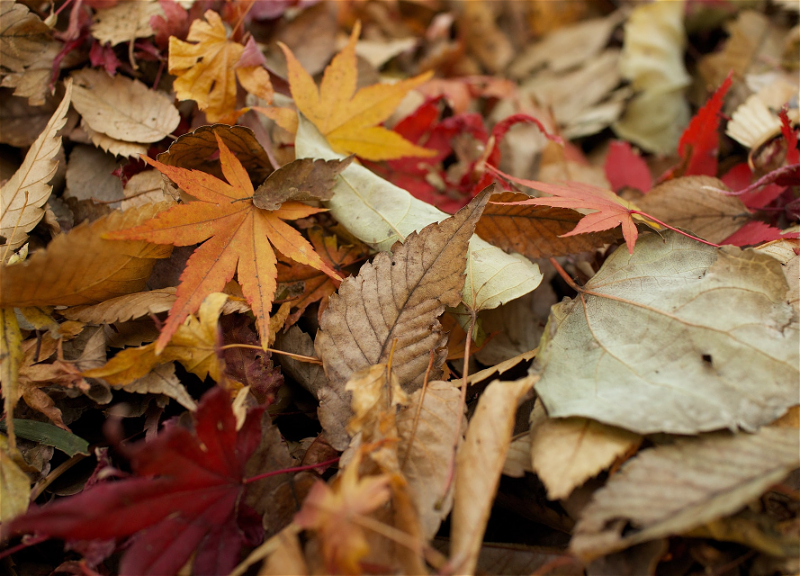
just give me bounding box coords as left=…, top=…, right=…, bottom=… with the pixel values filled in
left=1, top=1, right=799, bottom=575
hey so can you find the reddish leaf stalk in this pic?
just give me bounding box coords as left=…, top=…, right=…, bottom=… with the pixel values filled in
left=628, top=211, right=721, bottom=248
left=218, top=343, right=323, bottom=365
left=243, top=456, right=340, bottom=484
left=401, top=350, right=436, bottom=470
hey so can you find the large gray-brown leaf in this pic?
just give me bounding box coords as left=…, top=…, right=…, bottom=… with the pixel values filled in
left=535, top=230, right=799, bottom=435
left=396, top=380, right=464, bottom=540
left=636, top=176, right=750, bottom=243
left=570, top=427, right=800, bottom=560
left=450, top=374, right=538, bottom=576
left=315, top=187, right=491, bottom=393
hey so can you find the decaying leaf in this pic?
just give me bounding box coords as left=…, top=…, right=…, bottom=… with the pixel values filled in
left=0, top=2, right=52, bottom=73
left=396, top=380, right=464, bottom=540
left=70, top=69, right=180, bottom=144
left=1, top=202, right=173, bottom=307
left=90, top=0, right=163, bottom=46
left=451, top=374, right=538, bottom=576
left=0, top=436, right=30, bottom=523
left=315, top=187, right=491, bottom=394
left=535, top=231, right=800, bottom=435
left=636, top=176, right=751, bottom=243
left=295, top=115, right=543, bottom=311
left=529, top=401, right=641, bottom=501
left=278, top=21, right=434, bottom=161
left=0, top=80, right=71, bottom=252
left=0, top=308, right=23, bottom=450
left=571, top=427, right=800, bottom=560
left=122, top=363, right=197, bottom=411
left=253, top=156, right=353, bottom=211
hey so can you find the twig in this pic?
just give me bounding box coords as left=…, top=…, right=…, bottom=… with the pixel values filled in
left=218, top=343, right=322, bottom=365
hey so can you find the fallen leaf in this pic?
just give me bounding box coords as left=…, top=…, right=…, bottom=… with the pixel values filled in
left=276, top=227, right=369, bottom=328
left=487, top=165, right=659, bottom=254
left=0, top=202, right=173, bottom=307
left=535, top=230, right=800, bottom=435
left=570, top=427, right=800, bottom=560
left=106, top=133, right=339, bottom=351
left=279, top=21, right=435, bottom=161
left=604, top=141, right=652, bottom=193
left=64, top=145, right=123, bottom=206
left=169, top=10, right=273, bottom=122
left=672, top=74, right=733, bottom=178
left=450, top=374, right=537, bottom=576
left=294, top=457, right=392, bottom=575
left=70, top=69, right=180, bottom=144
left=0, top=308, right=23, bottom=450
left=721, top=220, right=786, bottom=247
left=315, top=187, right=491, bottom=394
left=122, top=363, right=197, bottom=411
left=7, top=386, right=266, bottom=576
left=0, top=437, right=30, bottom=523
left=458, top=1, right=514, bottom=73
left=612, top=0, right=690, bottom=154
left=636, top=176, right=750, bottom=243
left=754, top=239, right=799, bottom=314
left=476, top=190, right=618, bottom=258
left=295, top=115, right=543, bottom=311
left=90, top=0, right=163, bottom=46
left=0, top=1, right=53, bottom=73
left=83, top=292, right=228, bottom=385
left=396, top=380, right=464, bottom=539
left=253, top=156, right=353, bottom=211
left=529, top=401, right=641, bottom=501
left=0, top=80, right=72, bottom=251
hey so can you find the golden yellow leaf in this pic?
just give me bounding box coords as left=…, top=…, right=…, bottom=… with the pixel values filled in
left=168, top=10, right=273, bottom=122
left=279, top=22, right=436, bottom=160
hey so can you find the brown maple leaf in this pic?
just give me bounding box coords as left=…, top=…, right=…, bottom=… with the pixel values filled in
left=106, top=135, right=340, bottom=352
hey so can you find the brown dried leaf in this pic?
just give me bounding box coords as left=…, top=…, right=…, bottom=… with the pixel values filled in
left=315, top=187, right=492, bottom=396
left=71, top=69, right=180, bottom=144
left=90, top=0, right=163, bottom=46
left=529, top=401, right=641, bottom=501
left=0, top=81, right=71, bottom=251
left=0, top=2, right=52, bottom=73
left=254, top=156, right=353, bottom=211
left=636, top=176, right=750, bottom=243
left=451, top=374, right=538, bottom=576
left=478, top=191, right=618, bottom=259
left=0, top=203, right=173, bottom=307
left=571, top=427, right=800, bottom=561
left=396, top=380, right=464, bottom=540
left=121, top=363, right=196, bottom=411
left=81, top=120, right=148, bottom=159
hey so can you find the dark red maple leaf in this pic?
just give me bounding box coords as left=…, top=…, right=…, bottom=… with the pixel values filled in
left=6, top=387, right=265, bottom=576
left=605, top=140, right=652, bottom=193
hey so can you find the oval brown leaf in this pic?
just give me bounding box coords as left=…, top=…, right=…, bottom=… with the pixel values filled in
left=253, top=156, right=353, bottom=210
left=315, top=187, right=493, bottom=393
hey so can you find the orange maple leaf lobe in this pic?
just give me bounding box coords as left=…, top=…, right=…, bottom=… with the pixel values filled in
left=107, top=137, right=341, bottom=352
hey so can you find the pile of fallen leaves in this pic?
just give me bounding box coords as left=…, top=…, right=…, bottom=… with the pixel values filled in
left=1, top=1, right=799, bottom=575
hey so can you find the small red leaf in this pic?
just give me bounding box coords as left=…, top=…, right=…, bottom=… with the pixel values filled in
left=605, top=141, right=653, bottom=193
left=722, top=221, right=789, bottom=246
left=779, top=107, right=799, bottom=166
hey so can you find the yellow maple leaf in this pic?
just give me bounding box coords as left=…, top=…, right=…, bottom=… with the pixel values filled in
left=274, top=21, right=437, bottom=161
left=168, top=10, right=272, bottom=122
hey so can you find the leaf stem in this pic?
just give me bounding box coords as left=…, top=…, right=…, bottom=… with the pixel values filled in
left=218, top=343, right=323, bottom=365
left=629, top=211, right=721, bottom=248
left=401, top=350, right=435, bottom=471
left=243, top=456, right=340, bottom=484
left=548, top=258, right=583, bottom=294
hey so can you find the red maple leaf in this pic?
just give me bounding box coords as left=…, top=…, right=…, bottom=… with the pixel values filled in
left=7, top=387, right=265, bottom=576
left=605, top=140, right=652, bottom=193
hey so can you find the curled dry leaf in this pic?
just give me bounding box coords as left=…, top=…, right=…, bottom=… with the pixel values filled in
left=636, top=176, right=751, bottom=243
left=1, top=202, right=173, bottom=307
left=570, top=427, right=800, bottom=560
left=71, top=69, right=180, bottom=144
left=295, top=115, right=543, bottom=311
left=396, top=379, right=464, bottom=540
left=0, top=80, right=71, bottom=252
left=529, top=401, right=641, bottom=501
left=535, top=231, right=800, bottom=435
left=90, top=0, right=163, bottom=46
left=451, top=374, right=538, bottom=576
left=253, top=156, right=353, bottom=211
left=315, top=187, right=491, bottom=395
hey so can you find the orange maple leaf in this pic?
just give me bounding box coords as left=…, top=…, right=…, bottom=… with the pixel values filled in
left=264, top=21, right=437, bottom=161
left=277, top=227, right=370, bottom=327
left=486, top=165, right=661, bottom=254
left=169, top=10, right=273, bottom=122
left=106, top=134, right=340, bottom=353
